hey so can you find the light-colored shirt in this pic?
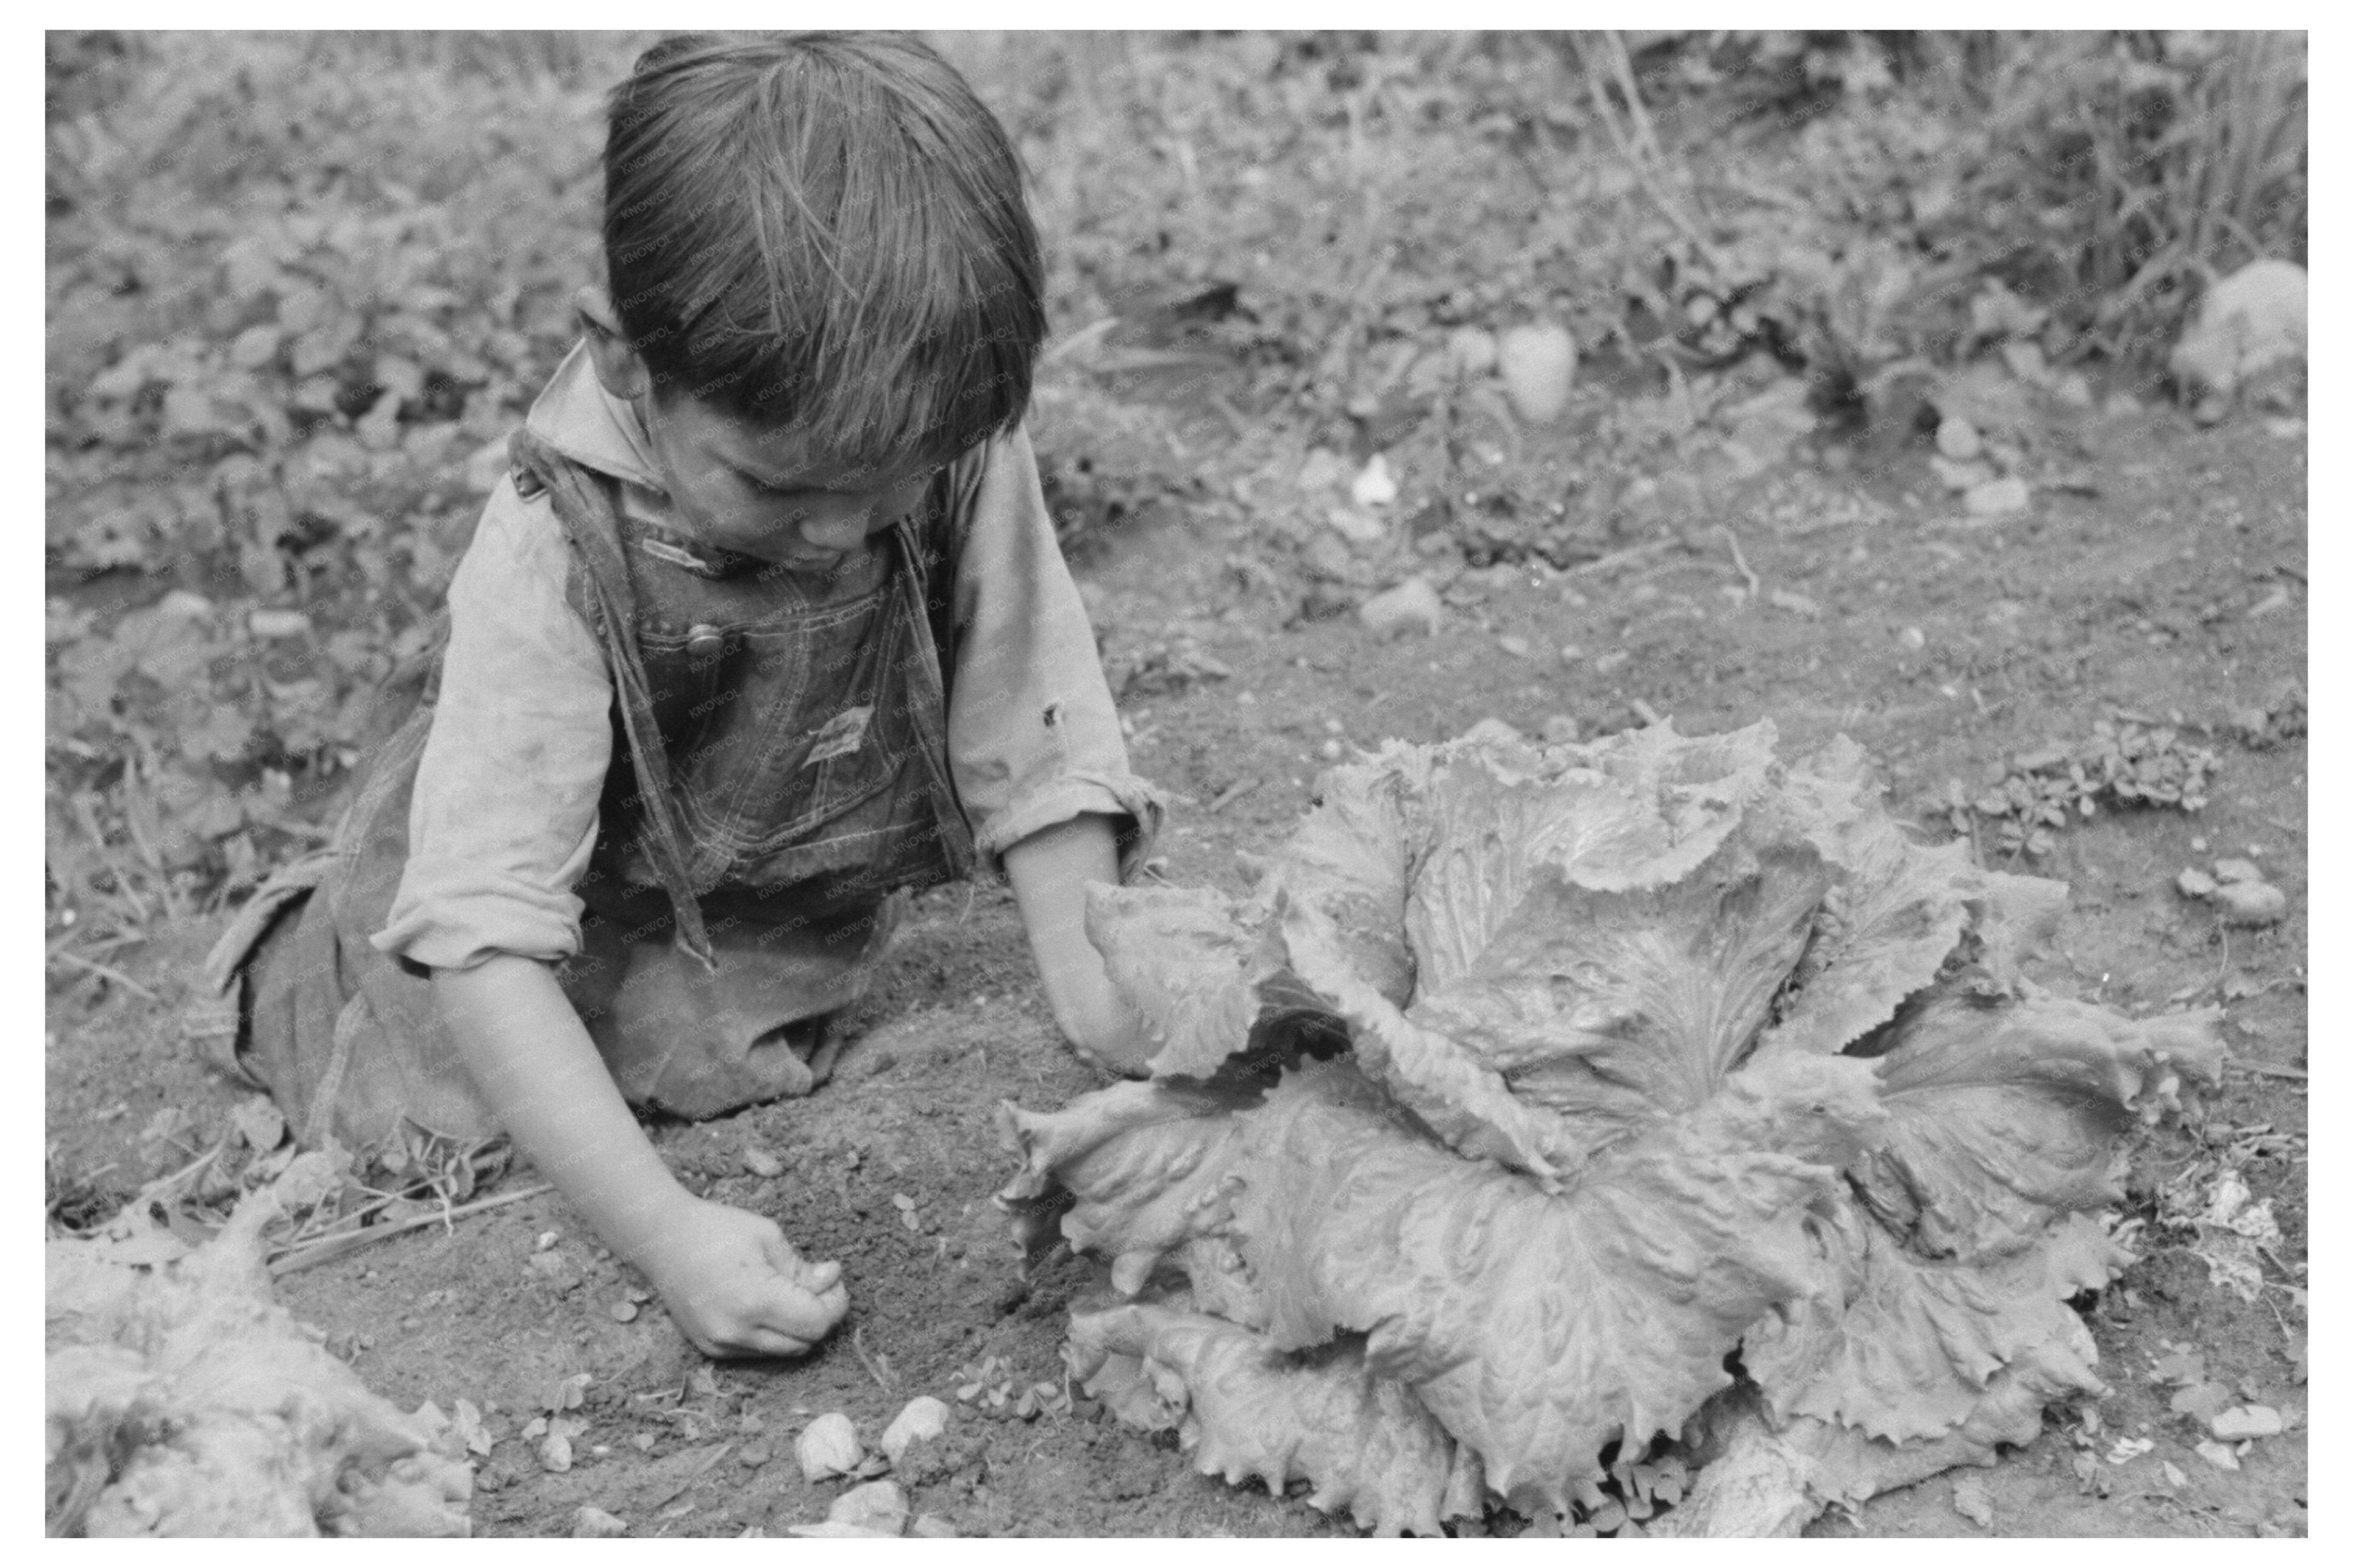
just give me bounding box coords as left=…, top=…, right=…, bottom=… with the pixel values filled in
left=373, top=342, right=1161, bottom=972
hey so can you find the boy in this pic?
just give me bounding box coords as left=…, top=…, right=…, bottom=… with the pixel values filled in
left=207, top=32, right=1161, bottom=1359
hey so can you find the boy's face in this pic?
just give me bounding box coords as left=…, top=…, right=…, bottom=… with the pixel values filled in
left=637, top=391, right=935, bottom=574
left=576, top=288, right=934, bottom=574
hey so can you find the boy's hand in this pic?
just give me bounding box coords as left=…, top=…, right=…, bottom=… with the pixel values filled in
left=631, top=1196, right=849, bottom=1360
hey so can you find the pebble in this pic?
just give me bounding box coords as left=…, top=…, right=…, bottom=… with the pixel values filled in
left=1540, top=715, right=1580, bottom=745
left=1358, top=576, right=1443, bottom=639
left=1496, top=634, right=1532, bottom=659
left=2209, top=1405, right=2284, bottom=1441
left=742, top=1146, right=783, bottom=1179
left=1326, top=506, right=1386, bottom=547
left=910, top=1514, right=959, bottom=1539
left=2212, top=881, right=2287, bottom=927
left=1498, top=321, right=1577, bottom=424
left=1935, top=416, right=1984, bottom=461
left=738, top=1443, right=773, bottom=1469
left=2211, top=857, right=2262, bottom=885
left=881, top=1396, right=951, bottom=1466
left=1298, top=448, right=1350, bottom=492
left=608, top=1300, right=639, bottom=1323
left=1898, top=626, right=1928, bottom=651
left=2195, top=1439, right=2242, bottom=1472
left=573, top=1506, right=629, bottom=1538
left=1965, top=476, right=2031, bottom=517
left=248, top=608, right=312, bottom=640
left=828, top=1479, right=910, bottom=1535
left=1350, top=454, right=1398, bottom=509
left=796, top=1413, right=863, bottom=1481
left=1320, top=739, right=1344, bottom=761
left=2177, top=868, right=2219, bottom=899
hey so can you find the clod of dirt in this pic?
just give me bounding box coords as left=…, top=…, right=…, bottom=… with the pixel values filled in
left=572, top=1505, right=628, bottom=1538
left=47, top=1190, right=472, bottom=1536
left=742, top=1146, right=784, bottom=1179
left=1498, top=321, right=1576, bottom=424
left=796, top=1413, right=863, bottom=1482
left=828, top=1478, right=910, bottom=1534
left=1539, top=715, right=1580, bottom=745
left=880, top=1396, right=950, bottom=1466
left=1358, top=577, right=1443, bottom=639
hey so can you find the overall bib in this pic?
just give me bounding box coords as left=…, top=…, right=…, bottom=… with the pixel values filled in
left=202, top=431, right=982, bottom=1155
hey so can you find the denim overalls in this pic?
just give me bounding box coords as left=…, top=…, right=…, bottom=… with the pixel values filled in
left=205, top=431, right=984, bottom=1152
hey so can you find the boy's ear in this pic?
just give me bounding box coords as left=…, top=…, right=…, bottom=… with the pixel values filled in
left=574, top=285, right=652, bottom=403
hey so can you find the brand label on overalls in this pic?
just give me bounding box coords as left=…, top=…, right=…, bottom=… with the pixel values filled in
left=805, top=705, right=875, bottom=766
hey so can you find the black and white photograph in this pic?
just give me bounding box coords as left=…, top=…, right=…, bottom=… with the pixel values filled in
left=43, top=26, right=2309, bottom=1539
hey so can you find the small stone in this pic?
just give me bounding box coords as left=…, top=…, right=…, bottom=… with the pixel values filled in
left=2210, top=1405, right=2284, bottom=1441
left=2212, top=881, right=2287, bottom=927
left=738, top=1443, right=774, bottom=1469
left=2191, top=836, right=2209, bottom=853
left=1496, top=634, right=1532, bottom=659
left=1898, top=626, right=1928, bottom=651
left=2177, top=868, right=2218, bottom=898
left=248, top=608, right=312, bottom=640
left=536, top=1231, right=560, bottom=1252
left=1768, top=589, right=1821, bottom=619
left=828, top=1480, right=910, bottom=1535
left=880, top=1396, right=950, bottom=1466
left=1326, top=506, right=1386, bottom=546
left=2170, top=259, right=2306, bottom=400
left=1540, top=715, right=1580, bottom=745
left=796, top=1413, right=863, bottom=1481
left=1950, top=1473, right=1995, bottom=1529
left=2211, top=857, right=2263, bottom=885
left=1358, top=576, right=1443, bottom=639
left=910, top=1514, right=959, bottom=1539
left=1557, top=644, right=1584, bottom=662
left=2195, top=1439, right=2241, bottom=1472
left=1497, top=321, right=1577, bottom=424
left=742, top=1146, right=783, bottom=1179
left=1320, top=739, right=1344, bottom=761
left=1965, top=476, right=2031, bottom=516
left=573, top=1506, right=628, bottom=1538
left=608, top=1299, right=639, bottom=1322
left=1935, top=416, right=1984, bottom=461
left=1349, top=454, right=1398, bottom=508
left=1929, top=455, right=1990, bottom=493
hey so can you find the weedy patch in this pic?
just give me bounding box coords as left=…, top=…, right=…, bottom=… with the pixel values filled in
left=1943, top=714, right=2220, bottom=859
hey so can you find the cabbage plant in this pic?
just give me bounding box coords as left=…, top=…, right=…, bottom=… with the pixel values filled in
left=999, top=721, right=2221, bottom=1536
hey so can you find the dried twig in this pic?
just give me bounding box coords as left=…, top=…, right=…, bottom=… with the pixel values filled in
left=49, top=949, right=159, bottom=1002
left=2226, top=1061, right=2307, bottom=1082
left=850, top=1325, right=896, bottom=1393
left=1718, top=526, right=1760, bottom=600
left=1561, top=537, right=1679, bottom=581
left=267, top=1182, right=552, bottom=1276
left=1207, top=778, right=1261, bottom=814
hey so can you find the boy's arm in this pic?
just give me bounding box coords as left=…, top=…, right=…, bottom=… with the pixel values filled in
left=1002, top=813, right=1153, bottom=1075
left=435, top=955, right=847, bottom=1357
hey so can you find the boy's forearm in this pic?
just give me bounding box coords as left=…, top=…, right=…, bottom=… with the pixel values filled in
left=433, top=955, right=689, bottom=1263
left=1002, top=812, right=1150, bottom=1070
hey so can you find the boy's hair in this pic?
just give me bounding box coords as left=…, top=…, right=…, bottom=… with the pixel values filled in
left=604, top=32, right=1044, bottom=471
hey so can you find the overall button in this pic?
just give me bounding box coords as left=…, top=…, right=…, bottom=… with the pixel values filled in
left=686, top=624, right=725, bottom=661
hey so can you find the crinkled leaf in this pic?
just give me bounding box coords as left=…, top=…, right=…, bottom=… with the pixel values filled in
left=1069, top=1301, right=1484, bottom=1538
left=1846, top=989, right=2226, bottom=1257
left=1084, top=884, right=1262, bottom=1079
left=1742, top=1203, right=2123, bottom=1444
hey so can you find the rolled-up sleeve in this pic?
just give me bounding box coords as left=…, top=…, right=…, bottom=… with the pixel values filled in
left=371, top=477, right=613, bottom=970
left=947, top=424, right=1166, bottom=881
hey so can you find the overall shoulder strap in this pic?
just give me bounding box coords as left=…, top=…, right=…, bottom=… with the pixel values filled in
left=508, top=429, right=716, bottom=971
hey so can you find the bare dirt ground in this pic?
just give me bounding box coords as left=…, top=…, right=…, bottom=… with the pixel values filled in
left=45, top=389, right=2307, bottom=1538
